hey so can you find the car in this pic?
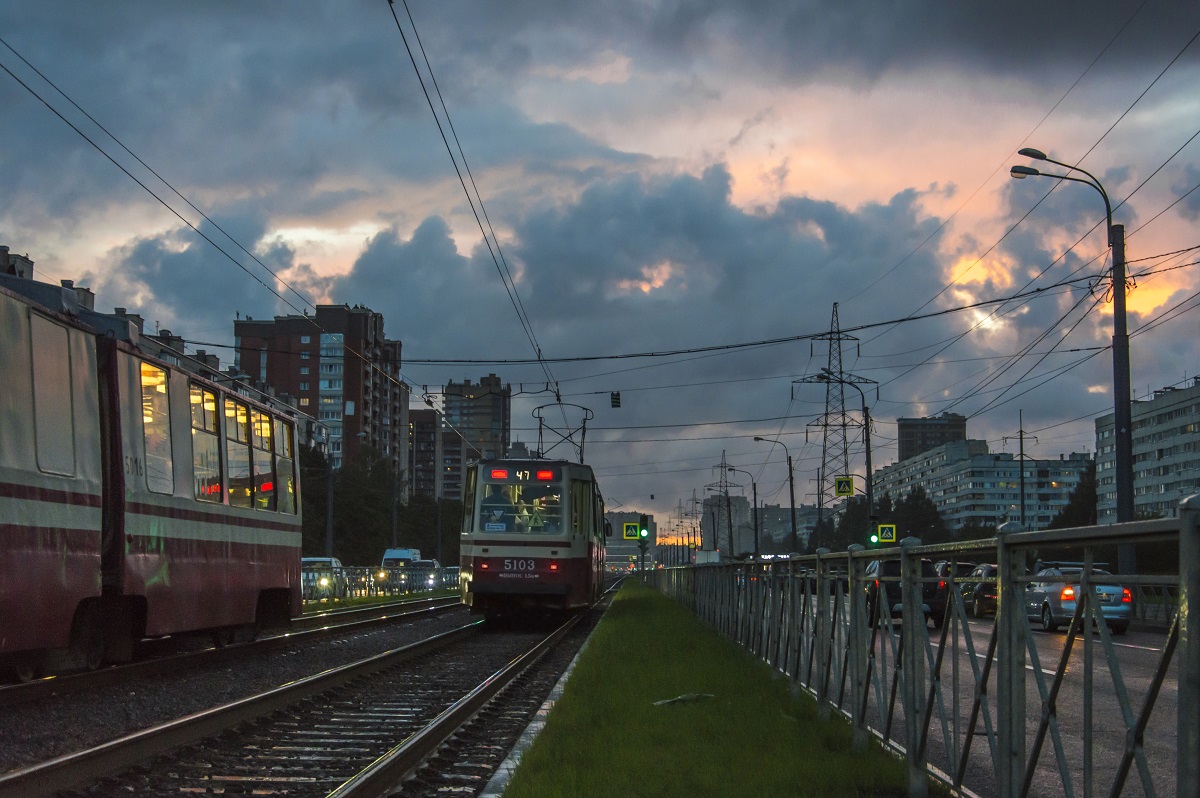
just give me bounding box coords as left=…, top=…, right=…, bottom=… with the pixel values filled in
left=960, top=563, right=999, bottom=619
left=407, top=559, right=443, bottom=592
left=301, top=557, right=350, bottom=600
left=863, top=558, right=940, bottom=627
left=1024, top=563, right=1132, bottom=635
left=932, top=561, right=977, bottom=625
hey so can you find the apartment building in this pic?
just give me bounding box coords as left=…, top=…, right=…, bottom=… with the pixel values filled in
left=874, top=440, right=1091, bottom=531
left=409, top=408, right=466, bottom=501
left=233, top=305, right=408, bottom=474
left=443, top=374, right=510, bottom=460
left=1096, top=378, right=1200, bottom=523
left=896, top=412, right=968, bottom=462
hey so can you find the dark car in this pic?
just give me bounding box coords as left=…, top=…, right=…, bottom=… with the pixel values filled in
left=864, top=558, right=940, bottom=627
left=932, top=561, right=976, bottom=626
left=960, top=563, right=999, bottom=619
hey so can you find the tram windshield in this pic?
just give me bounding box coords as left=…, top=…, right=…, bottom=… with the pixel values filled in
left=477, top=465, right=564, bottom=535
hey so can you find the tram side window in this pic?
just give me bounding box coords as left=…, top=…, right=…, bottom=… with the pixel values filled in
left=30, top=314, right=76, bottom=476
left=225, top=399, right=253, bottom=508
left=140, top=362, right=174, bottom=494
left=252, top=410, right=276, bottom=511
left=189, top=385, right=222, bottom=502
left=274, top=417, right=297, bottom=514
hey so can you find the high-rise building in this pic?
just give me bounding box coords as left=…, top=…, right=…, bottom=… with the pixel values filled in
left=233, top=305, right=409, bottom=476
left=896, top=412, right=968, bottom=462
left=443, top=374, right=511, bottom=460
left=409, top=408, right=466, bottom=501
left=1096, top=378, right=1200, bottom=523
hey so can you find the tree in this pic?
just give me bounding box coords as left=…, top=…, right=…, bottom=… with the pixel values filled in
left=893, top=485, right=948, bottom=544
left=833, top=495, right=870, bottom=550
left=956, top=520, right=997, bottom=541
left=1048, top=460, right=1097, bottom=529
left=297, top=444, right=462, bottom=565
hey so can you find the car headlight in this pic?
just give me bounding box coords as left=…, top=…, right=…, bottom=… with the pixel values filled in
left=318, top=577, right=329, bottom=587
left=377, top=571, right=387, bottom=580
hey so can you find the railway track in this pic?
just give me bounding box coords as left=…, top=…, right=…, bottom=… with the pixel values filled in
left=0, top=600, right=605, bottom=798
left=0, top=596, right=462, bottom=707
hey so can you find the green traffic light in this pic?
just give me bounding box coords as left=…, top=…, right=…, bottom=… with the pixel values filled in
left=640, top=528, right=648, bottom=537
left=869, top=533, right=879, bottom=544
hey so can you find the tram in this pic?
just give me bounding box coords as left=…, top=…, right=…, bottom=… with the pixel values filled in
left=459, top=458, right=609, bottom=617
left=0, top=274, right=302, bottom=678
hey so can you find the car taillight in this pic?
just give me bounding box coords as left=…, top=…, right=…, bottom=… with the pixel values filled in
left=550, top=561, right=559, bottom=571
left=1122, top=588, right=1132, bottom=603
left=1061, top=585, right=1075, bottom=601
left=480, top=562, right=489, bottom=570
left=938, top=580, right=946, bottom=590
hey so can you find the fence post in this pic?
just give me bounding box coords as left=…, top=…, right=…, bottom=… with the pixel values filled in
left=814, top=548, right=832, bottom=715
left=1180, top=494, right=1200, bottom=798
left=846, top=544, right=869, bottom=751
left=995, top=526, right=1027, bottom=798
left=900, top=536, right=929, bottom=797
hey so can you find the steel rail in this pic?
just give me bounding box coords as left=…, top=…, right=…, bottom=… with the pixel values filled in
left=0, top=620, right=482, bottom=798
left=0, top=596, right=462, bottom=707
left=326, top=611, right=584, bottom=798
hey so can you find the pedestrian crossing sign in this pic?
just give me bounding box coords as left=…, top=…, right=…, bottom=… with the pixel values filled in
left=835, top=476, right=854, bottom=497
left=623, top=522, right=640, bottom=540
left=878, top=524, right=897, bottom=543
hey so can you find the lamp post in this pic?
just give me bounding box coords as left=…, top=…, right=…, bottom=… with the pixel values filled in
left=727, top=466, right=759, bottom=558
left=755, top=436, right=798, bottom=554
left=1012, top=149, right=1135, bottom=561
left=817, top=369, right=875, bottom=543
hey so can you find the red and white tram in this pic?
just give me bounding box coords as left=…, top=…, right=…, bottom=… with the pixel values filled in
left=0, top=276, right=302, bottom=678
left=459, top=458, right=609, bottom=617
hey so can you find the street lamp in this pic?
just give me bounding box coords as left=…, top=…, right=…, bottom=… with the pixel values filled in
left=816, top=369, right=874, bottom=543
left=755, top=436, right=798, bottom=554
left=1011, top=148, right=1135, bottom=543
left=726, top=466, right=759, bottom=558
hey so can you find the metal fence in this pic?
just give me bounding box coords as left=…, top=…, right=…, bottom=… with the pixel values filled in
left=650, top=495, right=1200, bottom=798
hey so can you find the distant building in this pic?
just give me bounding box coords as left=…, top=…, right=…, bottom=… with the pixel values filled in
left=755, top=502, right=819, bottom=554
left=896, top=412, right=968, bottom=462
left=1096, top=377, right=1200, bottom=523
left=443, top=374, right=510, bottom=460
left=233, top=305, right=409, bottom=476
left=874, top=440, right=1091, bottom=531
left=409, top=408, right=466, bottom=501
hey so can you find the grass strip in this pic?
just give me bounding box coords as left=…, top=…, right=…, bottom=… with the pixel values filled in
left=503, top=581, right=927, bottom=798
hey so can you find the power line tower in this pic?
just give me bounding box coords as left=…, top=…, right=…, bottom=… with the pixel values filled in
left=794, top=303, right=858, bottom=550
left=704, top=450, right=736, bottom=559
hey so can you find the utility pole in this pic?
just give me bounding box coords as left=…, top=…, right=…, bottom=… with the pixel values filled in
left=1003, top=410, right=1038, bottom=530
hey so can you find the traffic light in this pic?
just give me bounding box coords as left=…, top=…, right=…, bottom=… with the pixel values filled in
left=869, top=530, right=880, bottom=545
left=638, top=514, right=649, bottom=553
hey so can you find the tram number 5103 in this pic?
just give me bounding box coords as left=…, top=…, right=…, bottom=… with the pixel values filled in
left=503, top=559, right=536, bottom=571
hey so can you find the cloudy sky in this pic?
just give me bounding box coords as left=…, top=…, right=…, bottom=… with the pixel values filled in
left=4, top=1, right=1200, bottom=537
